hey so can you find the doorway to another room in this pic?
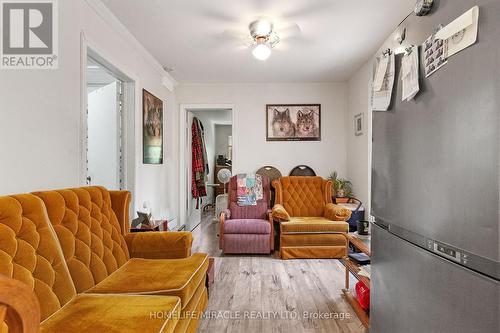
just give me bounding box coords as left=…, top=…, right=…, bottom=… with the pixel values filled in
left=84, top=50, right=135, bottom=196
left=86, top=57, right=124, bottom=189
left=180, top=106, right=235, bottom=232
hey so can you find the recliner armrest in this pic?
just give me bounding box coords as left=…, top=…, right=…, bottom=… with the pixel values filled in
left=324, top=203, right=351, bottom=221
left=124, top=231, right=192, bottom=259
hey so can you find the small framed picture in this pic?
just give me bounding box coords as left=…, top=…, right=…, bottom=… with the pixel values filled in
left=143, top=89, right=163, bottom=164
left=354, top=113, right=364, bottom=136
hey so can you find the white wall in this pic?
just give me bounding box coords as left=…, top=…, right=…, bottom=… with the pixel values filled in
left=215, top=124, right=232, bottom=158
left=346, top=62, right=373, bottom=214
left=87, top=82, right=119, bottom=189
left=0, top=0, right=177, bottom=223
left=175, top=83, right=348, bottom=179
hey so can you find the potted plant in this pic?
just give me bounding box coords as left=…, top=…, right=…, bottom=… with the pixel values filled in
left=327, top=171, right=353, bottom=203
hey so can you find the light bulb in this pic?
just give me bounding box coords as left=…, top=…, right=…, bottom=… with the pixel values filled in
left=252, top=43, right=271, bottom=61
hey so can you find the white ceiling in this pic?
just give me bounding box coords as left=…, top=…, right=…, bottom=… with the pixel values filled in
left=102, top=0, right=414, bottom=83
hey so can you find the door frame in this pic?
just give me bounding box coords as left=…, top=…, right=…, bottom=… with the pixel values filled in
left=179, top=104, right=237, bottom=231
left=86, top=79, right=122, bottom=189
left=80, top=31, right=138, bottom=210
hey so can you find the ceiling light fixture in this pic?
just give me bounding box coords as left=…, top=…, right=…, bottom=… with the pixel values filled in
left=252, top=37, right=271, bottom=61
left=249, top=19, right=279, bottom=61
left=252, top=19, right=273, bottom=36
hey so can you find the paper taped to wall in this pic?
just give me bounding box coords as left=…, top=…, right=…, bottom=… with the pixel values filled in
left=372, top=52, right=395, bottom=111
left=401, top=47, right=419, bottom=101
left=423, top=34, right=447, bottom=78
left=435, top=6, right=479, bottom=57
left=373, top=55, right=389, bottom=91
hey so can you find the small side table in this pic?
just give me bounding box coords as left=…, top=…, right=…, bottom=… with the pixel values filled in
left=130, top=220, right=168, bottom=233
left=341, top=232, right=371, bottom=329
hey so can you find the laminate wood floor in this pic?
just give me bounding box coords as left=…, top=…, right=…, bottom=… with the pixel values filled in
left=192, top=210, right=366, bottom=333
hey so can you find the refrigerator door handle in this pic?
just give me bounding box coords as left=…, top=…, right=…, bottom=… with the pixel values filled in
left=373, top=218, right=390, bottom=230
left=374, top=218, right=500, bottom=281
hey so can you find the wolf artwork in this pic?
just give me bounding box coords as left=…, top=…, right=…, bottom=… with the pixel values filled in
left=266, top=104, right=321, bottom=141
left=295, top=109, right=319, bottom=137
left=272, top=109, right=295, bottom=137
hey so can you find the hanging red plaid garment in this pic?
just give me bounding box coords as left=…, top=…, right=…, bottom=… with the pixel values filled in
left=192, top=118, right=206, bottom=207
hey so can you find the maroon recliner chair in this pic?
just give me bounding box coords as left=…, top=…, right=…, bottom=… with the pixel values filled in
left=219, top=175, right=273, bottom=254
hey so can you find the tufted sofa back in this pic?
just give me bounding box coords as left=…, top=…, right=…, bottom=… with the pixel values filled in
left=33, top=187, right=130, bottom=293
left=273, top=176, right=333, bottom=217
left=0, top=194, right=77, bottom=321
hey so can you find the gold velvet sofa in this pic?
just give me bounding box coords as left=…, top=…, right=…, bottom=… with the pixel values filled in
left=272, top=176, right=352, bottom=259
left=0, top=186, right=208, bottom=333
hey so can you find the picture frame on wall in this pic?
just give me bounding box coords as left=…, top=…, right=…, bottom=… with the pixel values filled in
left=354, top=113, right=364, bottom=136
left=266, top=104, right=321, bottom=141
left=143, top=89, right=163, bottom=164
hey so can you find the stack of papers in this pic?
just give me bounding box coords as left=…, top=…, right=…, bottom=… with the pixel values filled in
left=359, top=265, right=371, bottom=279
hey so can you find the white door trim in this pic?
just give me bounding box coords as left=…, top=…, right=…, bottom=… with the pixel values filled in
left=178, top=104, right=237, bottom=230
left=80, top=31, right=139, bottom=211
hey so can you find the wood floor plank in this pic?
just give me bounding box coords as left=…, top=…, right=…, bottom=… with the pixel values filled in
left=191, top=211, right=366, bottom=333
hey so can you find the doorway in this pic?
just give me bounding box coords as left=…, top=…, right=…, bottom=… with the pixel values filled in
left=86, top=56, right=124, bottom=189
left=83, top=47, right=136, bottom=196
left=179, top=105, right=236, bottom=232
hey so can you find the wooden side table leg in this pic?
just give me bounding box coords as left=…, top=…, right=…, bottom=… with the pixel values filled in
left=345, top=257, right=349, bottom=289
left=341, top=233, right=350, bottom=290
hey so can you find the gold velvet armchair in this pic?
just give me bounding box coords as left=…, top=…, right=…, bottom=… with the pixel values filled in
left=272, top=176, right=352, bottom=259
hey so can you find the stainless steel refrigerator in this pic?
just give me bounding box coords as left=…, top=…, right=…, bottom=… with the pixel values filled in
left=371, top=1, right=499, bottom=332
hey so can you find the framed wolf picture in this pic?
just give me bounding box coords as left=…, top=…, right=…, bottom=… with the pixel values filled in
left=143, top=89, right=163, bottom=164
left=266, top=104, right=321, bottom=141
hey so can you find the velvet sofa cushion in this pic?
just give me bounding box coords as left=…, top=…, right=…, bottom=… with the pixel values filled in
left=40, top=294, right=181, bottom=333
left=228, top=175, right=270, bottom=220
left=324, top=203, right=352, bottom=221
left=280, top=217, right=349, bottom=233
left=33, top=187, right=130, bottom=293
left=124, top=231, right=192, bottom=259
left=223, top=219, right=271, bottom=234
left=86, top=253, right=209, bottom=309
left=271, top=204, right=290, bottom=221
left=0, top=195, right=77, bottom=321
left=171, top=280, right=208, bottom=333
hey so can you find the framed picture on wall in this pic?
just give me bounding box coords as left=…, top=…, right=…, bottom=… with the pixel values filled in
left=143, top=89, right=163, bottom=164
left=266, top=104, right=321, bottom=141
left=354, top=113, right=364, bottom=136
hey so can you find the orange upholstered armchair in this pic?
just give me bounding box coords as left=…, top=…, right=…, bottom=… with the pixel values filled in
left=272, top=176, right=352, bottom=259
